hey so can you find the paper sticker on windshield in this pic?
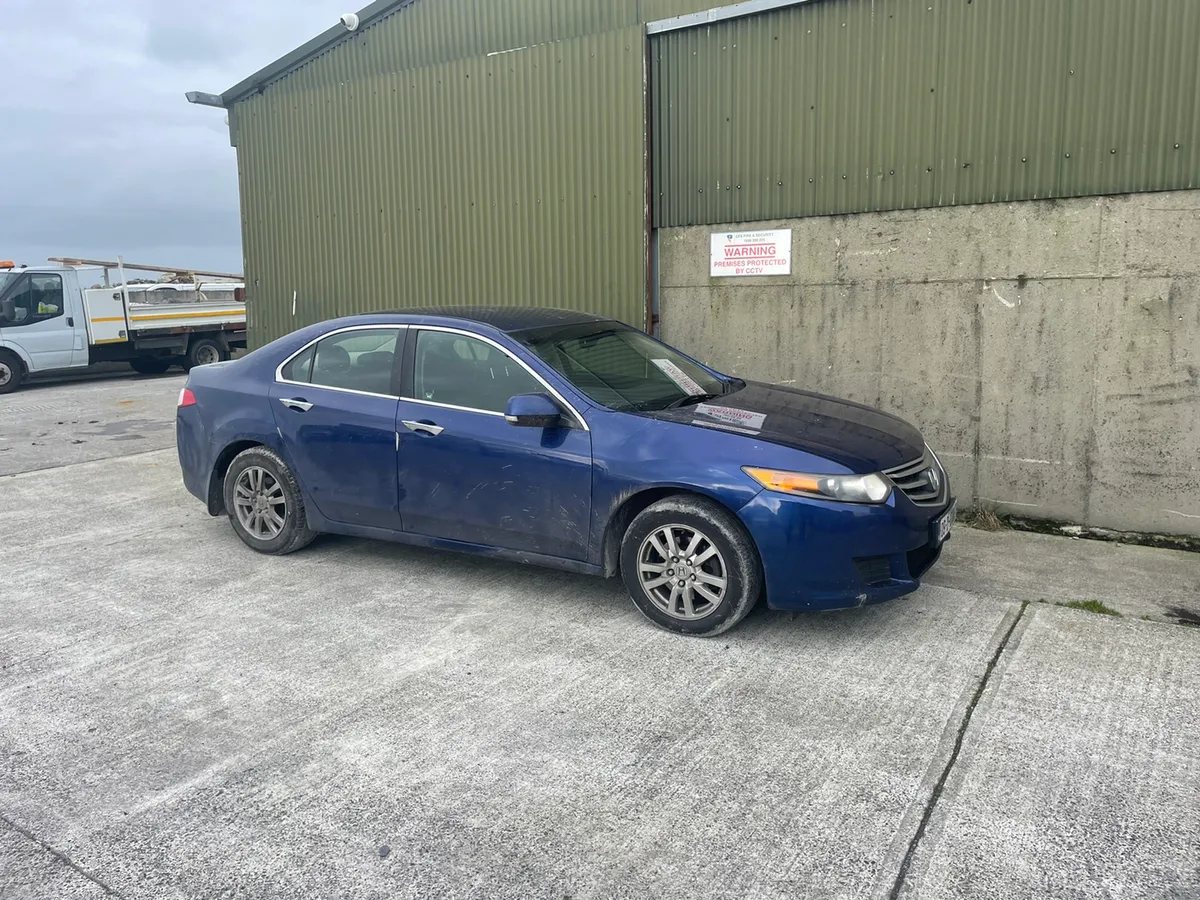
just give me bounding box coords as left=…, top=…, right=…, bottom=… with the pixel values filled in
left=651, top=359, right=705, bottom=395
left=695, top=403, right=767, bottom=432
left=693, top=419, right=762, bottom=437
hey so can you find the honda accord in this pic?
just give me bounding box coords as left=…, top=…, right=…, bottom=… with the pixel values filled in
left=176, top=308, right=954, bottom=636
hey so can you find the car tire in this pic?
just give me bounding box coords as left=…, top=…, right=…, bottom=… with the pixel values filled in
left=223, top=446, right=317, bottom=555
left=129, top=357, right=171, bottom=376
left=620, top=495, right=763, bottom=637
left=0, top=349, right=23, bottom=395
left=184, top=337, right=226, bottom=371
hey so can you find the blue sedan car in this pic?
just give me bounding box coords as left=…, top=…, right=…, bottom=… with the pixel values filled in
left=176, top=307, right=954, bottom=636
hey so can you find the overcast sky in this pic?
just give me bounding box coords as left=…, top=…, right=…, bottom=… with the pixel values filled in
left=2, top=0, right=351, bottom=275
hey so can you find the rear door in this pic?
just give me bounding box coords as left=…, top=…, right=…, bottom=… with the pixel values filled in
left=395, top=327, right=593, bottom=561
left=0, top=272, right=78, bottom=371
left=270, top=326, right=404, bottom=529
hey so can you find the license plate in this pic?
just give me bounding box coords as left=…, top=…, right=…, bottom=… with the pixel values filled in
left=933, top=500, right=957, bottom=546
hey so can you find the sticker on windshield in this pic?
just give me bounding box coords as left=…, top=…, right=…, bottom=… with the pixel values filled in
left=651, top=358, right=705, bottom=396
left=695, top=403, right=767, bottom=432
left=693, top=419, right=762, bottom=437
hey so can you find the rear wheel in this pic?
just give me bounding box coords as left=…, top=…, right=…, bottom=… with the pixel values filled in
left=620, top=495, right=762, bottom=637
left=184, top=337, right=226, bottom=371
left=129, top=357, right=171, bottom=376
left=0, top=350, right=23, bottom=395
left=223, top=446, right=316, bottom=555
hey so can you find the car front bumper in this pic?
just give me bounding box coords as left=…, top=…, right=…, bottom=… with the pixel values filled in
left=737, top=490, right=955, bottom=612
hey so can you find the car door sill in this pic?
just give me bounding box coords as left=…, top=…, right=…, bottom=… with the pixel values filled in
left=318, top=520, right=603, bottom=577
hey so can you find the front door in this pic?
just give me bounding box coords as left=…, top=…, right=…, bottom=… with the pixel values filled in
left=270, top=327, right=404, bottom=529
left=396, top=328, right=593, bottom=561
left=0, top=273, right=77, bottom=371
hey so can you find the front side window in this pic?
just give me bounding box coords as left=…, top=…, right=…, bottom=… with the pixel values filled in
left=284, top=328, right=400, bottom=396
left=412, top=330, right=542, bottom=413
left=0, top=274, right=65, bottom=327
left=518, top=324, right=728, bottom=411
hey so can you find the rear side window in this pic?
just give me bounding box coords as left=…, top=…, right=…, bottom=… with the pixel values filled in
left=282, top=328, right=401, bottom=396
left=281, top=345, right=315, bottom=383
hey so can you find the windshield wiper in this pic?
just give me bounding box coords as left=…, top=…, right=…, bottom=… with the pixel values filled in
left=664, top=392, right=723, bottom=410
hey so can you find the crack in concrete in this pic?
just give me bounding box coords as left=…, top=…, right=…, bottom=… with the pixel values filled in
left=886, top=600, right=1030, bottom=900
left=0, top=811, right=128, bottom=899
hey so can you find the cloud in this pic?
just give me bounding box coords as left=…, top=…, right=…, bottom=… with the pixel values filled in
left=143, top=23, right=240, bottom=66
left=1, top=0, right=348, bottom=274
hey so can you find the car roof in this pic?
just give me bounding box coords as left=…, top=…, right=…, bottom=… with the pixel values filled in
left=378, top=306, right=616, bottom=333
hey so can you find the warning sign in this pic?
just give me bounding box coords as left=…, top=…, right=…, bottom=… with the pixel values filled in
left=710, top=229, right=792, bottom=277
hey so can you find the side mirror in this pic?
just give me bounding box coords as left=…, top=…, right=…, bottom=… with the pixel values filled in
left=505, top=393, right=562, bottom=428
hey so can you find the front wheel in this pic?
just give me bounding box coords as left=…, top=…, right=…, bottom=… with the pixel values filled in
left=223, top=446, right=317, bottom=555
left=0, top=350, right=23, bottom=395
left=620, top=495, right=763, bottom=637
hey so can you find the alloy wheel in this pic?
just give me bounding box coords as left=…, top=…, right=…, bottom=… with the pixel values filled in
left=233, top=466, right=287, bottom=540
left=638, top=524, right=728, bottom=620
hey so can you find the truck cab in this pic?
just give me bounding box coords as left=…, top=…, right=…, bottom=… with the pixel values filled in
left=0, top=264, right=89, bottom=374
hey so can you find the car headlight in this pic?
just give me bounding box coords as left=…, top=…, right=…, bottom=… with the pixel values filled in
left=743, top=467, right=893, bottom=504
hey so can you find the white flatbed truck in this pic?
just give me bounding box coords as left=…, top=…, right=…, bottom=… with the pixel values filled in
left=0, top=258, right=247, bottom=394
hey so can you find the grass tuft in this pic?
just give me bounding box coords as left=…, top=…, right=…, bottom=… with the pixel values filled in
left=1057, top=599, right=1122, bottom=617
left=960, top=506, right=1005, bottom=532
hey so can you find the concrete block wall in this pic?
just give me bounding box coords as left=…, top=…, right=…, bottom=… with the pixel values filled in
left=658, top=191, right=1200, bottom=538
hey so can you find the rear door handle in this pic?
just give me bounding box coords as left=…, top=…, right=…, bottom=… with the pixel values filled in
left=402, top=420, right=444, bottom=436
left=280, top=398, right=314, bottom=412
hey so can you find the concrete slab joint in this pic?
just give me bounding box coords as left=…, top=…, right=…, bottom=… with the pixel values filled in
left=882, top=603, right=1031, bottom=899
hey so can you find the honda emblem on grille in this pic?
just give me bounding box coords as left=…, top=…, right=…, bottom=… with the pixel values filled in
left=927, top=467, right=941, bottom=493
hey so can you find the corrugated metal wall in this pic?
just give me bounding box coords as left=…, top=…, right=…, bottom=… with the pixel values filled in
left=651, top=0, right=1200, bottom=227
left=257, top=0, right=719, bottom=101
left=236, top=27, right=647, bottom=345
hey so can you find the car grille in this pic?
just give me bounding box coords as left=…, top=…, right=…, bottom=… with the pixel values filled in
left=884, top=452, right=948, bottom=508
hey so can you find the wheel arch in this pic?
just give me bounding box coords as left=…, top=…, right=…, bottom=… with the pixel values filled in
left=207, top=439, right=264, bottom=515
left=0, top=342, right=31, bottom=373
left=600, top=485, right=751, bottom=578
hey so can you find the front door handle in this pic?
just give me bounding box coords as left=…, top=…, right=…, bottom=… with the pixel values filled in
left=402, top=420, right=444, bottom=436
left=279, top=398, right=314, bottom=412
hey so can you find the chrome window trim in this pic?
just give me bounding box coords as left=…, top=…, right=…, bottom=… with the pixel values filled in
left=403, top=397, right=506, bottom=418
left=274, top=324, right=408, bottom=399
left=410, top=325, right=591, bottom=431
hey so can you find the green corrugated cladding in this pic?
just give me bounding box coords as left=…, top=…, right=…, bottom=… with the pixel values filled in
left=651, top=0, right=1200, bottom=228
left=235, top=26, right=650, bottom=346
left=251, top=0, right=719, bottom=101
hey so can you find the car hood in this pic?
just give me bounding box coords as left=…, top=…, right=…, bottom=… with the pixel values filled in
left=642, top=380, right=925, bottom=472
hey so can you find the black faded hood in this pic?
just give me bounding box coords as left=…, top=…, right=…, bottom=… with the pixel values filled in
left=643, top=380, right=926, bottom=472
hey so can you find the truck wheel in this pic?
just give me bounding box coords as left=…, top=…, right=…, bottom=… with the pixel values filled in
left=0, top=350, right=24, bottom=395
left=129, top=357, right=171, bottom=376
left=184, top=337, right=226, bottom=371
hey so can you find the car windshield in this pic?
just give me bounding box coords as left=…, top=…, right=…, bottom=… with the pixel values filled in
left=0, top=272, right=19, bottom=295
left=518, top=323, right=732, bottom=412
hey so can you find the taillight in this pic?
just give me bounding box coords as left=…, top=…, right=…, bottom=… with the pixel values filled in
left=178, top=388, right=197, bottom=408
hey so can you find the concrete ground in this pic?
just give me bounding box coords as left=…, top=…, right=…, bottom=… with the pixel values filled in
left=1, top=377, right=1198, bottom=899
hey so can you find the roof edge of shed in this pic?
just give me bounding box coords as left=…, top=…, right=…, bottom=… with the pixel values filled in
left=219, top=0, right=827, bottom=107
left=221, top=0, right=418, bottom=106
